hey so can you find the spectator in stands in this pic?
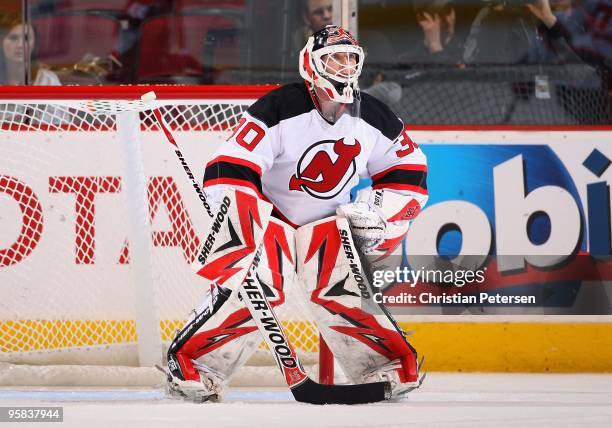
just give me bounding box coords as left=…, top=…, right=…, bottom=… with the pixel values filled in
left=463, top=1, right=536, bottom=65
left=292, top=0, right=334, bottom=53
left=527, top=0, right=611, bottom=67
left=462, top=0, right=591, bottom=65
left=410, top=0, right=465, bottom=65
left=524, top=0, right=585, bottom=64
left=526, top=0, right=611, bottom=121
left=304, top=0, right=334, bottom=33
left=462, top=0, right=609, bottom=123
left=282, top=0, right=334, bottom=79
left=0, top=14, right=60, bottom=85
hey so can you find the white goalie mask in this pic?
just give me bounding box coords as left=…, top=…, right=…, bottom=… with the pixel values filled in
left=299, top=25, right=364, bottom=113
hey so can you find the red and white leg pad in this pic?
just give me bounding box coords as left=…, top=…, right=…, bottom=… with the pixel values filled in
left=296, top=216, right=420, bottom=396
left=166, top=190, right=296, bottom=401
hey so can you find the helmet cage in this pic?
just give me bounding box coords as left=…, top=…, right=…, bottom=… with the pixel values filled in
left=312, top=44, right=363, bottom=86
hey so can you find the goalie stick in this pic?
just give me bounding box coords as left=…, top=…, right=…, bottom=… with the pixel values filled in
left=335, top=217, right=427, bottom=393
left=144, top=93, right=391, bottom=404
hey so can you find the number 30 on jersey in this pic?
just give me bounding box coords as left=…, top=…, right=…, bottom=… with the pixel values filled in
left=395, top=130, right=418, bottom=158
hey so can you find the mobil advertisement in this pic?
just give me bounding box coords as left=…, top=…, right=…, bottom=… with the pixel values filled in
left=372, top=130, right=612, bottom=315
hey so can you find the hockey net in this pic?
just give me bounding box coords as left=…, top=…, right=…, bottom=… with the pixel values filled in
left=0, top=86, right=323, bottom=387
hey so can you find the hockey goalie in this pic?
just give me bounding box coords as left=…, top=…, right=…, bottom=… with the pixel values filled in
left=163, top=25, right=428, bottom=403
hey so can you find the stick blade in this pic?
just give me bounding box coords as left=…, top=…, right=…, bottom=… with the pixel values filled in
left=290, top=378, right=390, bottom=405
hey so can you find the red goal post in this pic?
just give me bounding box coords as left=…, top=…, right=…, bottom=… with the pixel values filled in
left=0, top=85, right=334, bottom=387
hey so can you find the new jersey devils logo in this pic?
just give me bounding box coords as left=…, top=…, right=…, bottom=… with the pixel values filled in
left=289, top=138, right=361, bottom=199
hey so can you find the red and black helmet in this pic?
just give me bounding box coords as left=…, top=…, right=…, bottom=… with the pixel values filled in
left=299, top=25, right=364, bottom=104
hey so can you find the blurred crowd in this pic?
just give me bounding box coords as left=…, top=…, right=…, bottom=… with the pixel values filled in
left=360, top=0, right=612, bottom=123
left=0, top=0, right=610, bottom=123
left=397, top=0, right=610, bottom=69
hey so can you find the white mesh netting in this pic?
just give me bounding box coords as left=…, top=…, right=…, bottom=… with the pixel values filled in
left=0, top=94, right=320, bottom=386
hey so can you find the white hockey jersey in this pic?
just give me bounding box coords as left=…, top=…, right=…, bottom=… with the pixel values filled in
left=203, top=83, right=427, bottom=227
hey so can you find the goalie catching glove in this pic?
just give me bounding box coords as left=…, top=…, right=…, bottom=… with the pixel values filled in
left=337, top=187, right=428, bottom=254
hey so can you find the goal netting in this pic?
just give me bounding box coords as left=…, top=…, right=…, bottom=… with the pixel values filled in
left=0, top=86, right=322, bottom=387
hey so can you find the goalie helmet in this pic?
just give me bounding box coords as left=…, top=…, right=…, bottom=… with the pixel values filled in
left=299, top=25, right=364, bottom=106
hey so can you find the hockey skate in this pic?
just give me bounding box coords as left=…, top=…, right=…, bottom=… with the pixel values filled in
left=361, top=356, right=426, bottom=399
left=157, top=361, right=225, bottom=403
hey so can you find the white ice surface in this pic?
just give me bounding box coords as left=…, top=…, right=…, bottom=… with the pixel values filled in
left=1, top=373, right=611, bottom=428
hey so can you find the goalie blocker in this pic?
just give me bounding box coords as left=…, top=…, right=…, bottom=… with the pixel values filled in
left=165, top=189, right=422, bottom=403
